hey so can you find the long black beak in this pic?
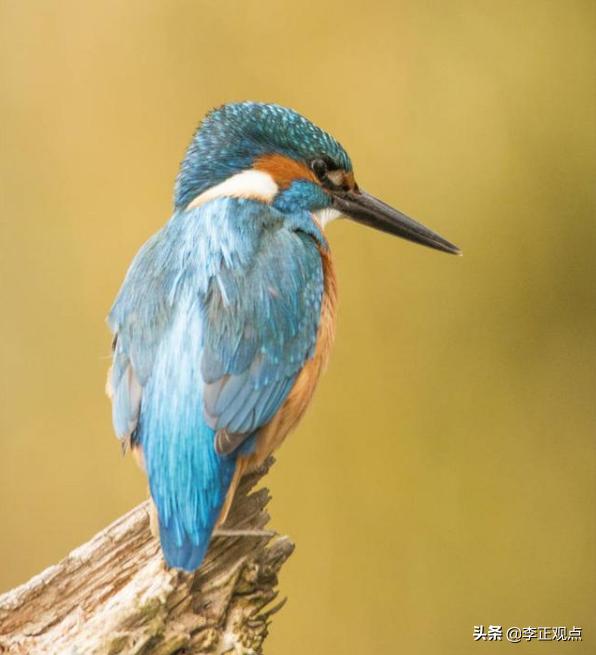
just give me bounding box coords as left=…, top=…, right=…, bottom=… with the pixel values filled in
left=332, top=189, right=460, bottom=255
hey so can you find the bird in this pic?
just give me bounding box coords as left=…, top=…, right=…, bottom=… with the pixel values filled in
left=106, top=102, right=460, bottom=572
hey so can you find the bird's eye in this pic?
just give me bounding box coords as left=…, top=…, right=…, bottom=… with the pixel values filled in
left=310, top=158, right=328, bottom=180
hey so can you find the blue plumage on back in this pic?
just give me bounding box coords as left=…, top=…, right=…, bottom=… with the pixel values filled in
left=108, top=197, right=325, bottom=570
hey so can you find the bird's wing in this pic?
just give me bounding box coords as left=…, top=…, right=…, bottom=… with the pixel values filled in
left=200, top=214, right=324, bottom=454
left=107, top=228, right=174, bottom=447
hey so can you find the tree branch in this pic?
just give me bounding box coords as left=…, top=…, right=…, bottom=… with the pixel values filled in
left=0, top=459, right=293, bottom=655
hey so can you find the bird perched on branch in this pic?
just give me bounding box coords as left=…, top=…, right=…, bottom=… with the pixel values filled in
left=107, top=102, right=459, bottom=571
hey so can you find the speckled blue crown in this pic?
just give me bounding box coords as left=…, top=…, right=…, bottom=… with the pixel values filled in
left=175, top=102, right=352, bottom=209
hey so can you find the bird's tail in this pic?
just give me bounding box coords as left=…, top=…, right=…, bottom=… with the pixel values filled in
left=158, top=518, right=212, bottom=572
left=148, top=496, right=212, bottom=571
left=146, top=433, right=236, bottom=572
left=138, top=295, right=240, bottom=572
left=140, top=376, right=237, bottom=571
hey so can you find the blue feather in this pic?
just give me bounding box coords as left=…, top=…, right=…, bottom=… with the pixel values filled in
left=107, top=197, right=326, bottom=570
left=175, top=102, right=352, bottom=210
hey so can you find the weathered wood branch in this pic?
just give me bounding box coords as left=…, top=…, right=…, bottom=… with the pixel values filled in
left=0, top=460, right=293, bottom=655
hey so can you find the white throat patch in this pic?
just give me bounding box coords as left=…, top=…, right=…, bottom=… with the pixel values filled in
left=187, top=169, right=279, bottom=209
left=313, top=207, right=342, bottom=228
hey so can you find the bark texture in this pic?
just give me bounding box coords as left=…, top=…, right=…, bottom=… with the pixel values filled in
left=0, top=460, right=293, bottom=655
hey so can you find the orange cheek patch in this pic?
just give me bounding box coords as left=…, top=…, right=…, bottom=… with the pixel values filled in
left=254, top=153, right=317, bottom=190
left=344, top=171, right=356, bottom=190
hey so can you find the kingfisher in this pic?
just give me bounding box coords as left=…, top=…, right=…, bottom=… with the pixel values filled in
left=106, top=102, right=459, bottom=572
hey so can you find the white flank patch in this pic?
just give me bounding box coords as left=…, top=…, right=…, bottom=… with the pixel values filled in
left=187, top=169, right=278, bottom=209
left=313, top=207, right=342, bottom=228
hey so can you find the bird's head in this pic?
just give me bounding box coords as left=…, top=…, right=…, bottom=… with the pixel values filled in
left=175, top=102, right=459, bottom=254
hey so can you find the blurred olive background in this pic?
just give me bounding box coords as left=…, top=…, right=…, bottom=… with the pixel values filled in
left=1, top=1, right=595, bottom=653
